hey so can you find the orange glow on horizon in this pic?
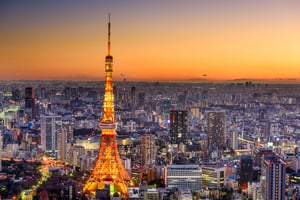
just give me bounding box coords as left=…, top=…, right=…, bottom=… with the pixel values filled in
left=1, top=1, right=300, bottom=81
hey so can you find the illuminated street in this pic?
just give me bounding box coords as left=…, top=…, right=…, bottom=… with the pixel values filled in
left=20, top=156, right=60, bottom=200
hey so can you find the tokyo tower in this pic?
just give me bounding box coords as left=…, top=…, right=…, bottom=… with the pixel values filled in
left=83, top=15, right=130, bottom=198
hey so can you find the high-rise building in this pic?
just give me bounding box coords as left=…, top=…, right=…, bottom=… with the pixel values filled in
left=131, top=86, right=136, bottom=116
left=0, top=121, right=3, bottom=171
left=57, top=127, right=67, bottom=161
left=202, top=166, right=225, bottom=189
left=261, top=155, right=286, bottom=200
left=68, top=148, right=80, bottom=167
left=163, top=99, right=171, bottom=115
left=12, top=89, right=20, bottom=101
left=141, top=134, right=157, bottom=166
left=170, top=110, right=189, bottom=145
left=138, top=92, right=145, bottom=108
left=25, top=87, right=35, bottom=121
left=40, top=87, right=46, bottom=99
left=229, top=128, right=239, bottom=150
left=177, top=94, right=186, bottom=110
left=84, top=16, right=130, bottom=198
left=166, top=165, right=202, bottom=191
left=296, top=96, right=300, bottom=111
left=62, top=120, right=74, bottom=144
left=207, top=111, right=226, bottom=150
left=239, top=154, right=253, bottom=189
left=267, top=121, right=279, bottom=142
left=41, top=115, right=62, bottom=154
left=64, top=87, right=71, bottom=98
left=0, top=120, right=3, bottom=150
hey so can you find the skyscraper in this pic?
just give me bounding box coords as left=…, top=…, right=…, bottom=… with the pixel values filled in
left=0, top=121, right=3, bottom=171
left=131, top=86, right=136, bottom=117
left=40, top=87, right=46, bottom=99
left=138, top=92, right=145, bottom=108
left=239, top=154, right=253, bottom=189
left=207, top=111, right=226, bottom=150
left=84, top=16, right=130, bottom=198
left=229, top=128, right=239, bottom=150
left=41, top=115, right=62, bottom=155
left=296, top=96, right=300, bottom=111
left=57, top=127, right=67, bottom=161
left=169, top=110, right=189, bottom=145
left=141, top=134, right=157, bottom=166
left=261, top=155, right=286, bottom=200
left=25, top=87, right=35, bottom=121
left=62, top=120, right=74, bottom=144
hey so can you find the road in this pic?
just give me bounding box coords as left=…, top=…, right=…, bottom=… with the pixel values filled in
left=20, top=155, right=59, bottom=200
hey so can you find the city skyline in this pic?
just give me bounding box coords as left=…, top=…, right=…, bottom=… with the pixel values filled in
left=1, top=0, right=300, bottom=81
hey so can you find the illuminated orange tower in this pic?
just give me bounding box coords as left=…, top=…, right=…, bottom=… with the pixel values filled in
left=84, top=15, right=130, bottom=198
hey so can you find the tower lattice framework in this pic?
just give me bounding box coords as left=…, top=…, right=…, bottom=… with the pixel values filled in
left=84, top=15, right=130, bottom=198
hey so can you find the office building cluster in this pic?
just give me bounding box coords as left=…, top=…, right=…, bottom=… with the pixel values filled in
left=0, top=80, right=300, bottom=199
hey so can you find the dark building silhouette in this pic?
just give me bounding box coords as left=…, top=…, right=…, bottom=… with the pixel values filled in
left=25, top=87, right=35, bottom=121
left=239, top=154, right=253, bottom=189
left=131, top=86, right=136, bottom=116
left=96, top=185, right=111, bottom=200
left=40, top=87, right=46, bottom=99
left=63, top=181, right=77, bottom=200
left=297, top=96, right=300, bottom=111
left=12, top=89, right=20, bottom=101
left=64, top=87, right=71, bottom=98
left=138, top=92, right=145, bottom=108
left=170, top=110, right=189, bottom=145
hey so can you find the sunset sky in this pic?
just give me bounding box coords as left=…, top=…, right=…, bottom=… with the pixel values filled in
left=1, top=0, right=300, bottom=81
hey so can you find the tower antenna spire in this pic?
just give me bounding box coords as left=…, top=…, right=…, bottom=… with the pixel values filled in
left=108, top=13, right=111, bottom=55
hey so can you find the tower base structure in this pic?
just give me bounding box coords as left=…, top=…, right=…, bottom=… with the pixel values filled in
left=84, top=129, right=130, bottom=198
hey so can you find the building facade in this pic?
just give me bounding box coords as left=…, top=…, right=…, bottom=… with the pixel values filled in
left=239, top=154, right=253, bottom=188
left=261, top=155, right=286, bottom=200
left=166, top=165, right=202, bottom=191
left=202, top=166, right=225, bottom=189
left=207, top=111, right=226, bottom=150
left=141, top=134, right=157, bottom=166
left=57, top=127, right=67, bottom=161
left=25, top=87, right=35, bottom=121
left=41, top=115, right=62, bottom=154
left=170, top=110, right=189, bottom=145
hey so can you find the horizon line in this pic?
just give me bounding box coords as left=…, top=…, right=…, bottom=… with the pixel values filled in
left=1, top=78, right=300, bottom=83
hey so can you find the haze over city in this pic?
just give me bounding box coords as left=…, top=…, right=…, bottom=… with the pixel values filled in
left=1, top=0, right=300, bottom=81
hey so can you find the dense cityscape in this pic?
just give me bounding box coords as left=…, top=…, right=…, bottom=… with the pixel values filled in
left=1, top=1, right=300, bottom=200
left=0, top=79, right=300, bottom=199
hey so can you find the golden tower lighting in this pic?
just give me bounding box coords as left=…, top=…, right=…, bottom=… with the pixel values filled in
left=83, top=15, right=130, bottom=198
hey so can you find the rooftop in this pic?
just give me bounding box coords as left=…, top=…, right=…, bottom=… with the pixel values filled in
left=167, top=164, right=200, bottom=169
